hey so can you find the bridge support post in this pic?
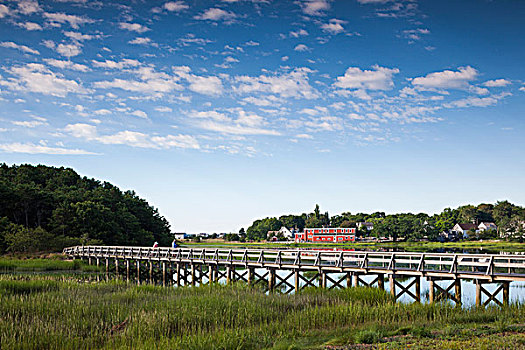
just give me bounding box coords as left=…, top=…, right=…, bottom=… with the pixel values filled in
left=162, top=262, right=166, bottom=287
left=208, top=265, right=214, bottom=284
left=475, top=280, right=482, bottom=307
left=455, top=279, right=462, bottom=306
left=346, top=273, right=352, bottom=288
left=377, top=274, right=385, bottom=290
left=268, top=269, right=276, bottom=292
left=88, top=257, right=92, bottom=265
left=115, top=258, right=119, bottom=278
left=248, top=267, right=255, bottom=286
left=105, top=258, right=109, bottom=281
left=415, top=276, right=421, bottom=302
left=136, top=260, right=141, bottom=285
left=503, top=282, right=510, bottom=306
left=389, top=274, right=395, bottom=297
left=321, top=271, right=327, bottom=288
left=352, top=273, right=358, bottom=287
left=149, top=261, right=153, bottom=285
left=126, top=260, right=130, bottom=282
left=226, top=266, right=232, bottom=285
left=175, top=263, right=181, bottom=286
left=429, top=279, right=435, bottom=303
left=294, top=270, right=300, bottom=292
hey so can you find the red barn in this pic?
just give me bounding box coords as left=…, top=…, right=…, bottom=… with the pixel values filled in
left=295, top=228, right=356, bottom=243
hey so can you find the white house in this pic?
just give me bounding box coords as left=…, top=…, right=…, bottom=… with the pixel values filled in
left=452, top=223, right=479, bottom=238
left=267, top=226, right=295, bottom=240
left=357, top=222, right=374, bottom=231
left=478, top=222, right=497, bottom=231
left=174, top=233, right=188, bottom=240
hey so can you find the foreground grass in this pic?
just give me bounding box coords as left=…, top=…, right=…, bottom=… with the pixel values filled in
left=1, top=275, right=525, bottom=349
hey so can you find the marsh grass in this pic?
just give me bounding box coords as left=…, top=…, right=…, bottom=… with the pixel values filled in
left=1, top=274, right=524, bottom=350
left=0, top=258, right=101, bottom=272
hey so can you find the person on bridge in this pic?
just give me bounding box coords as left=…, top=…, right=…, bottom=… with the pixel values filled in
left=172, top=239, right=178, bottom=248
left=152, top=241, right=159, bottom=248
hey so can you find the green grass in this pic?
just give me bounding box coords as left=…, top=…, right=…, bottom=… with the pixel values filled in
left=1, top=275, right=525, bottom=349
left=0, top=258, right=102, bottom=272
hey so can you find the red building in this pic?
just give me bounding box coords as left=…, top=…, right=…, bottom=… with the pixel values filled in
left=295, top=227, right=356, bottom=243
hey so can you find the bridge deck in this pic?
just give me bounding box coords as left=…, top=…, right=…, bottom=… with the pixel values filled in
left=63, top=246, right=525, bottom=282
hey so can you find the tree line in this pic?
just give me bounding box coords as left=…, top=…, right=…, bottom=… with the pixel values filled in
left=0, top=164, right=172, bottom=253
left=246, top=202, right=525, bottom=241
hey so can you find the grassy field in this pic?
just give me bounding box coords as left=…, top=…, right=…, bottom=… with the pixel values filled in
left=184, top=240, right=525, bottom=253
left=1, top=273, right=525, bottom=349
left=0, top=257, right=102, bottom=273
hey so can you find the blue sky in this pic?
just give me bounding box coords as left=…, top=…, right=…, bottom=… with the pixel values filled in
left=0, top=0, right=524, bottom=233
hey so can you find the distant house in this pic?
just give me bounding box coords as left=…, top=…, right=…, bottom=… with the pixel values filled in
left=267, top=226, right=295, bottom=240
left=357, top=222, right=374, bottom=231
left=174, top=233, right=188, bottom=240
left=478, top=222, right=497, bottom=231
left=452, top=223, right=479, bottom=239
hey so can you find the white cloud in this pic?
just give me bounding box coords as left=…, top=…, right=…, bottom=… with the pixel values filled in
left=43, top=12, right=94, bottom=29
left=17, top=0, right=41, bottom=15
left=190, top=109, right=280, bottom=135
left=56, top=43, right=82, bottom=57
left=445, top=93, right=510, bottom=108
left=520, top=86, right=525, bottom=92
left=1, top=63, right=89, bottom=97
left=155, top=106, right=173, bottom=112
left=131, top=110, right=148, bottom=119
left=93, top=109, right=112, bottom=115
left=301, top=0, right=330, bottom=16
left=12, top=119, right=47, bottom=128
left=0, top=142, right=97, bottom=155
left=65, top=123, right=200, bottom=149
left=411, top=66, right=478, bottom=89
left=234, top=67, right=319, bottom=99
left=321, top=19, right=346, bottom=34
left=163, top=1, right=189, bottom=12
left=16, top=22, right=43, bottom=31
left=290, top=29, right=308, bottom=38
left=334, top=65, right=399, bottom=90
left=483, top=79, right=511, bottom=87
left=402, top=28, right=430, bottom=41
left=294, top=44, right=310, bottom=52
left=119, top=22, right=150, bottom=33
left=0, top=5, right=10, bottom=18
left=173, top=66, right=223, bottom=96
left=296, top=133, right=313, bottom=139
left=128, top=37, right=157, bottom=46
left=92, top=59, right=141, bottom=69
left=64, top=31, right=98, bottom=41
left=194, top=8, right=236, bottom=21
left=0, top=41, right=39, bottom=55
left=43, top=58, right=90, bottom=72
left=357, top=0, right=391, bottom=3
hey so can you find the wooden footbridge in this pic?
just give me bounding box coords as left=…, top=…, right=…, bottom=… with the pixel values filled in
left=63, top=246, right=525, bottom=307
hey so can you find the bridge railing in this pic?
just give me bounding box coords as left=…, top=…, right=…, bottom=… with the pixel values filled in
left=63, top=246, right=525, bottom=279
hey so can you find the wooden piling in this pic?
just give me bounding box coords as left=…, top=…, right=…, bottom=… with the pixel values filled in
left=248, top=267, right=255, bottom=286
left=321, top=271, right=327, bottom=288
left=503, top=282, right=510, bottom=306
left=208, top=265, right=214, bottom=284
left=455, top=279, right=462, bottom=306
left=377, top=274, right=385, bottom=290
left=136, top=260, right=141, bottom=285
left=226, top=266, right=231, bottom=285
left=415, top=276, right=421, bottom=302
left=268, top=269, right=276, bottom=292
left=294, top=270, right=300, bottom=292
left=389, top=274, right=395, bottom=298
left=126, top=260, right=130, bottom=282
left=162, top=262, right=166, bottom=287
left=429, top=278, right=435, bottom=303
left=149, top=261, right=153, bottom=285
left=346, top=272, right=352, bottom=288
left=175, top=263, right=180, bottom=286
left=352, top=273, right=358, bottom=287
left=475, top=281, right=482, bottom=307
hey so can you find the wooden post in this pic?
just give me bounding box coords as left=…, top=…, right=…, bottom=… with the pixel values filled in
left=96, top=258, right=100, bottom=268
left=389, top=274, right=396, bottom=299
left=105, top=258, right=109, bottom=279
left=294, top=270, right=300, bottom=292
left=226, top=266, right=231, bottom=285
left=352, top=273, right=358, bottom=287
left=115, top=258, right=119, bottom=278
left=346, top=272, right=352, bottom=288
left=88, top=257, right=92, bottom=265
left=321, top=271, right=327, bottom=288
left=415, top=276, right=421, bottom=302
left=126, top=260, right=130, bottom=282
left=149, top=261, right=153, bottom=285
left=208, top=265, right=214, bottom=284
left=162, top=262, right=166, bottom=287
left=191, top=263, right=196, bottom=286
left=377, top=274, right=384, bottom=290
left=475, top=281, right=482, bottom=307
left=175, top=263, right=180, bottom=286
left=248, top=267, right=255, bottom=286
left=503, top=282, right=510, bottom=306
left=136, top=261, right=141, bottom=285
left=268, top=269, right=276, bottom=292
left=429, top=279, right=435, bottom=303
left=455, top=279, right=462, bottom=306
